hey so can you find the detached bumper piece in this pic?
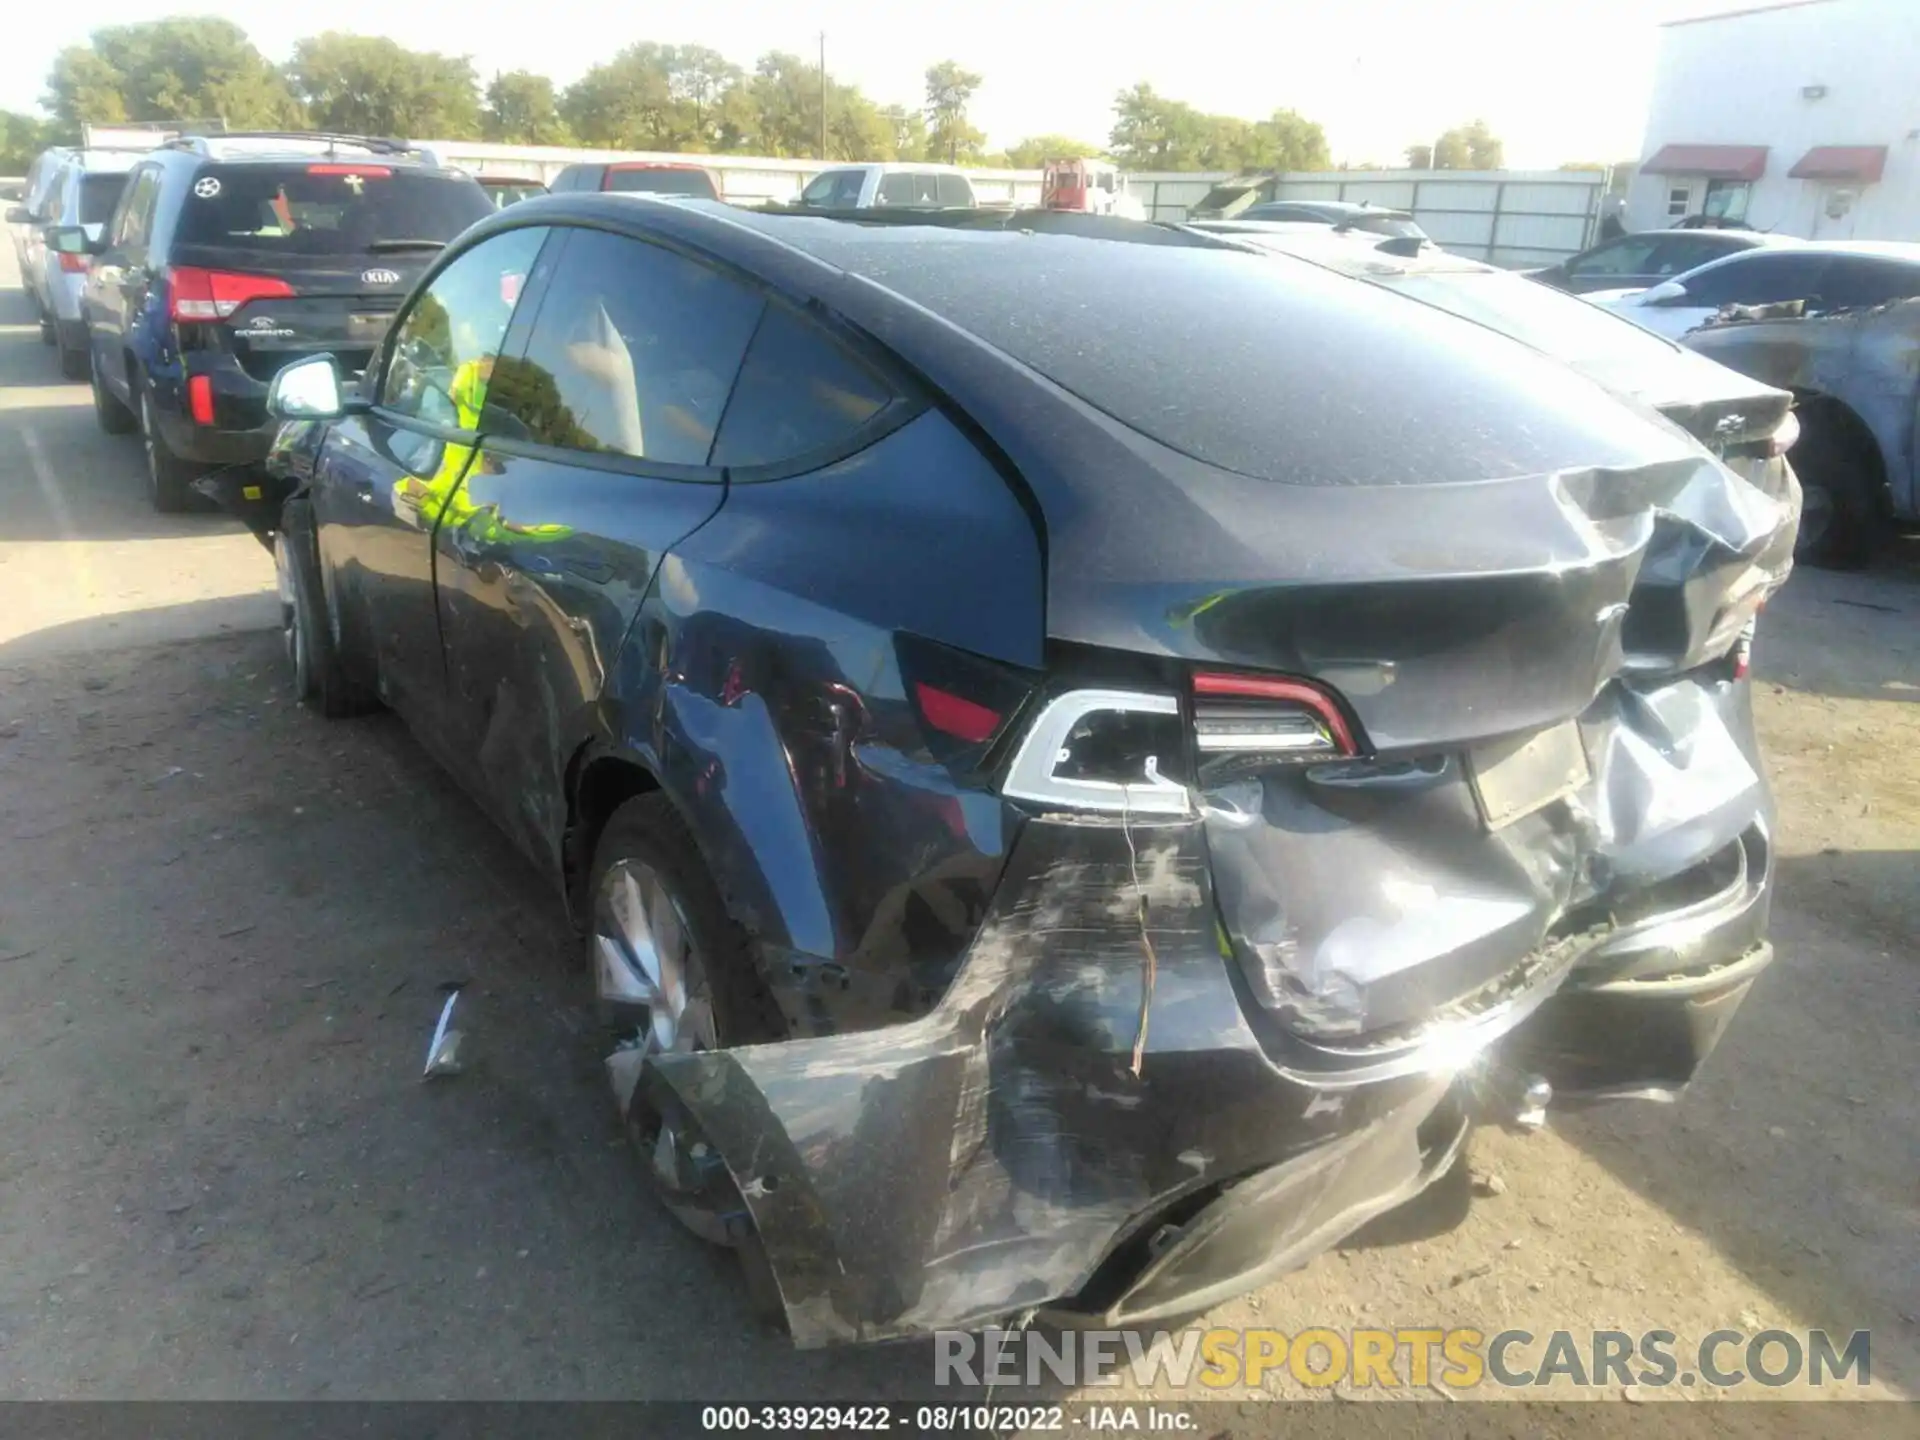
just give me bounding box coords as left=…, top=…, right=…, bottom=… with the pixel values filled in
left=632, top=778, right=1772, bottom=1346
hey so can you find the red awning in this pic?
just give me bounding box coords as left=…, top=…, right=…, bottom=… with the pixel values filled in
left=1789, top=145, right=1888, bottom=183
left=1641, top=144, right=1769, bottom=181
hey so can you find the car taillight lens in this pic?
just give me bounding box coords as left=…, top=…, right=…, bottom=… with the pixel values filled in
left=169, top=266, right=295, bottom=323
left=58, top=250, right=90, bottom=274
left=1766, top=410, right=1801, bottom=458
left=1192, top=672, right=1357, bottom=757
left=1003, top=690, right=1191, bottom=816
left=308, top=164, right=391, bottom=177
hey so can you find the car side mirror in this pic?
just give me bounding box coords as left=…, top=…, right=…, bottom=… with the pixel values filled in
left=1641, top=280, right=1689, bottom=306
left=7, top=205, right=34, bottom=226
left=269, top=355, right=361, bottom=420
left=47, top=225, right=102, bottom=257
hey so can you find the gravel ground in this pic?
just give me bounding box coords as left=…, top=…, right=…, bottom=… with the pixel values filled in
left=0, top=247, right=1913, bottom=1418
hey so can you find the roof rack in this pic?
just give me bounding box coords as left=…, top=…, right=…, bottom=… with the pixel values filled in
left=163, top=131, right=430, bottom=159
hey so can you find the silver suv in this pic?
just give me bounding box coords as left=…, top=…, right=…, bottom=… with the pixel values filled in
left=18, top=149, right=141, bottom=377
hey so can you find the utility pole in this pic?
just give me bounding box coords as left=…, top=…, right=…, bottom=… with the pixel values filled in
left=819, top=32, right=828, bottom=161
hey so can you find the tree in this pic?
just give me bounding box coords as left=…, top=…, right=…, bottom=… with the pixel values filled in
left=484, top=71, right=570, bottom=145
left=1108, top=84, right=1206, bottom=169
left=923, top=60, right=984, bottom=164
left=288, top=33, right=482, bottom=138
left=43, top=18, right=302, bottom=131
left=741, top=51, right=897, bottom=160
left=1109, top=85, right=1328, bottom=172
left=1, top=111, right=62, bottom=174
left=1005, top=134, right=1099, bottom=169
left=1409, top=119, right=1503, bottom=171
left=1248, top=108, right=1330, bottom=172
left=560, top=44, right=679, bottom=149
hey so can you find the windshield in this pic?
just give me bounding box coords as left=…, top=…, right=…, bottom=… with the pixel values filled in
left=80, top=173, right=131, bottom=226
left=1387, top=270, right=1677, bottom=366
left=604, top=168, right=718, bottom=199
left=175, top=166, right=493, bottom=256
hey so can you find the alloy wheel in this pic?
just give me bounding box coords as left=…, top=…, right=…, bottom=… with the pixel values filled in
left=594, top=858, right=729, bottom=1241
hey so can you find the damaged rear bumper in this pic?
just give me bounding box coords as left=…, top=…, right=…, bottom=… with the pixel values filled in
left=633, top=683, right=1775, bottom=1345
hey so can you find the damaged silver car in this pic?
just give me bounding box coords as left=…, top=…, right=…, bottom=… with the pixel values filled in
left=253, top=199, right=1798, bottom=1348
left=1597, top=241, right=1920, bottom=565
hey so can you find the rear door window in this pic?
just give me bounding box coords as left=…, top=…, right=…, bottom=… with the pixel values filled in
left=493, top=227, right=762, bottom=465
left=80, top=173, right=131, bottom=226
left=1815, top=256, right=1920, bottom=311
left=936, top=172, right=974, bottom=207
left=108, top=167, right=160, bottom=253
left=1681, top=252, right=1830, bottom=308
left=710, top=303, right=900, bottom=469
left=377, top=227, right=549, bottom=428
left=175, top=165, right=493, bottom=258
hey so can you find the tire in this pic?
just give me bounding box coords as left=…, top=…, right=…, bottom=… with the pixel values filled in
left=37, top=313, right=55, bottom=346
left=140, top=385, right=199, bottom=514
left=1791, top=404, right=1880, bottom=570
left=90, top=349, right=137, bottom=435
left=58, top=339, right=86, bottom=381
left=588, top=794, right=784, bottom=1247
left=277, top=497, right=377, bottom=718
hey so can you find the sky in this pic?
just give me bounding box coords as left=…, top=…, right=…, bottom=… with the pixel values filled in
left=2, top=0, right=1772, bottom=168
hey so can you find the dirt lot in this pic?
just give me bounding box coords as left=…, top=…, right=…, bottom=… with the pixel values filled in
left=0, top=248, right=1914, bottom=1414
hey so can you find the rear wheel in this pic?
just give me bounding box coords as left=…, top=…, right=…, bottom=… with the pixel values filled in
left=90, top=349, right=136, bottom=435
left=1792, top=401, right=1881, bottom=569
left=37, top=313, right=54, bottom=346
left=140, top=387, right=198, bottom=513
left=589, top=795, right=782, bottom=1250
left=277, top=497, right=377, bottom=718
left=57, top=336, right=87, bottom=381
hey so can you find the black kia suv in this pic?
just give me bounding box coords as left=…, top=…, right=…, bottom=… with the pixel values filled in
left=57, top=132, right=493, bottom=510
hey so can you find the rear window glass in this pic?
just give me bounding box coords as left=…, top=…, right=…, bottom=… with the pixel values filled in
left=80, top=173, right=131, bottom=225
left=775, top=226, right=1662, bottom=486
left=604, top=168, right=718, bottom=199
left=175, top=166, right=493, bottom=256
left=1388, top=271, right=1676, bottom=366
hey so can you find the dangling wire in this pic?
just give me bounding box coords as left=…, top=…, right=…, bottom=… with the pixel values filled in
left=1120, top=783, right=1158, bottom=1078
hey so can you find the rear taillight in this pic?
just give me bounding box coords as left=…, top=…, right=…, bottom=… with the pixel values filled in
left=895, top=634, right=1034, bottom=766
left=168, top=266, right=295, bottom=323
left=1003, top=690, right=1191, bottom=816
left=308, top=164, right=391, bottom=177
left=1192, top=672, right=1356, bottom=758
left=1766, top=410, right=1801, bottom=458
left=58, top=250, right=90, bottom=274
left=188, top=375, right=215, bottom=427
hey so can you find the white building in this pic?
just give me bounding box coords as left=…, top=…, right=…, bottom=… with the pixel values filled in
left=1627, top=0, right=1920, bottom=240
